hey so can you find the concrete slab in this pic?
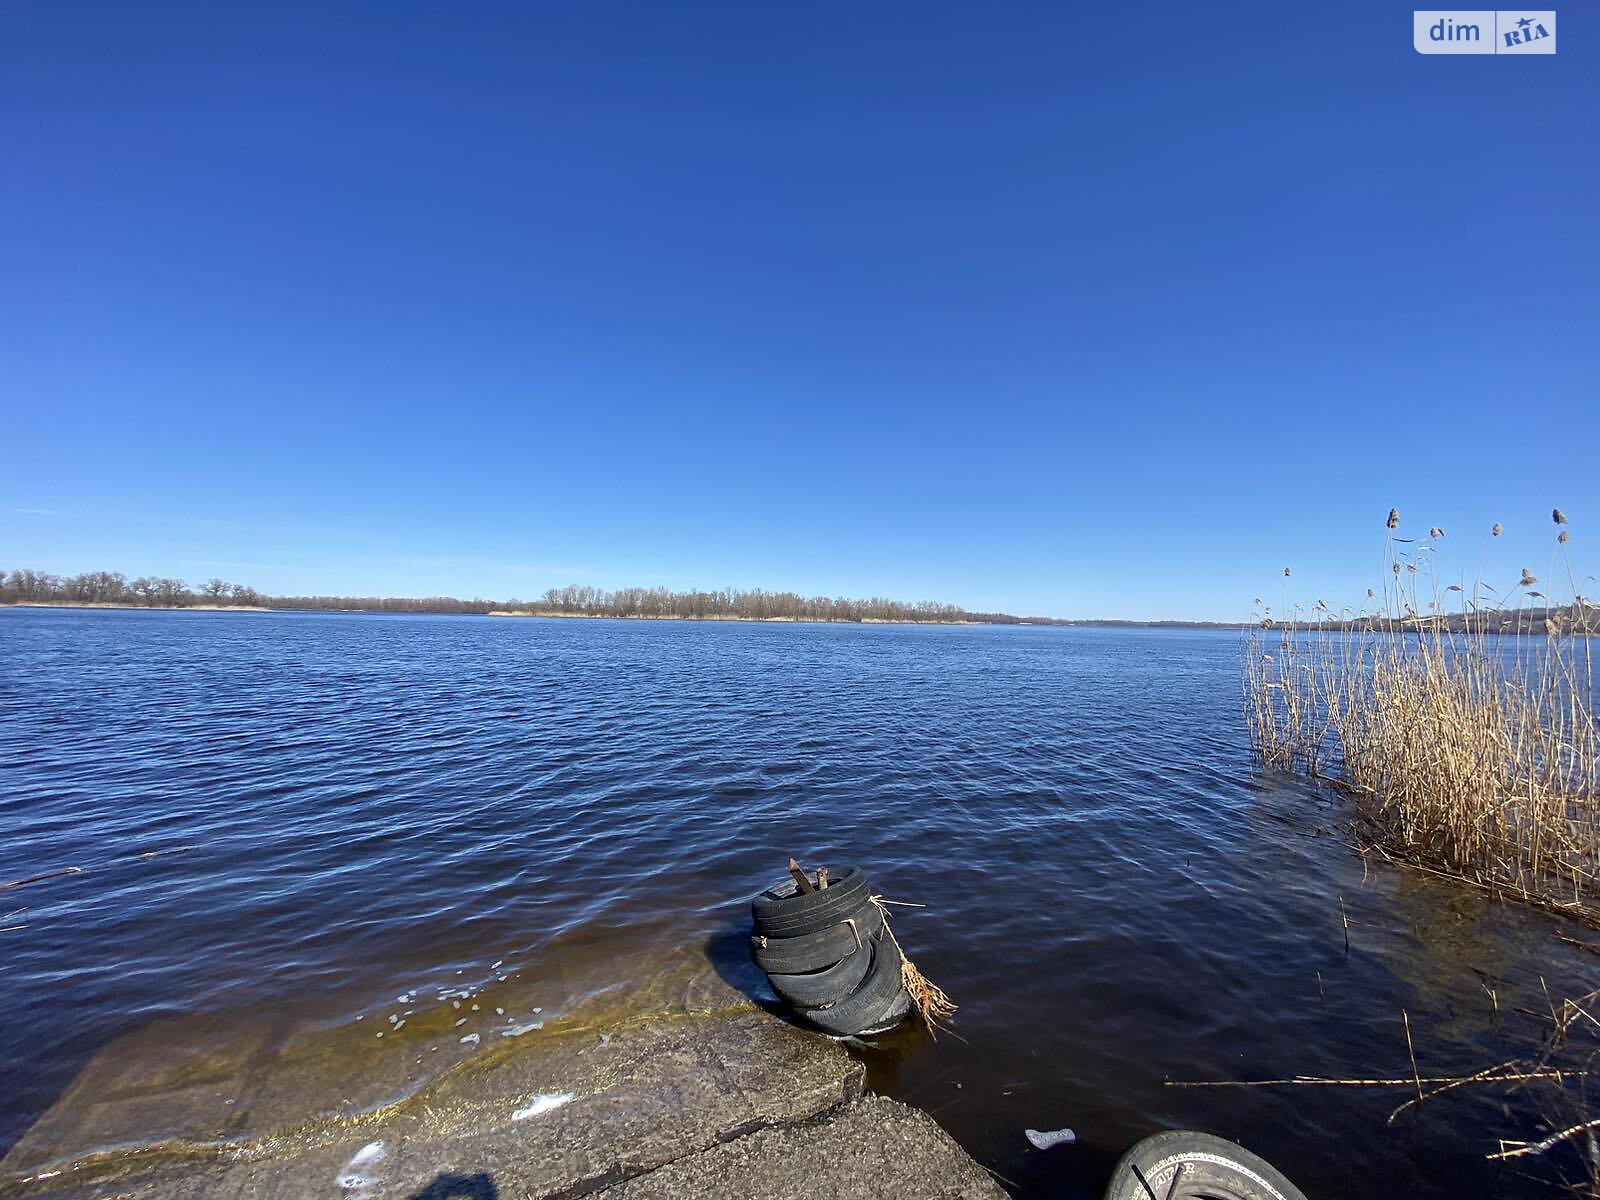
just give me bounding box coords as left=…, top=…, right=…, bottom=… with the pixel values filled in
left=596, top=1096, right=1008, bottom=1200
left=1, top=947, right=1000, bottom=1200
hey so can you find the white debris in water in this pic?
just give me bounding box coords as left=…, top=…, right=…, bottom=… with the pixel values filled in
left=1025, top=1128, right=1076, bottom=1150
left=533, top=1007, right=543, bottom=1013
left=511, top=1093, right=573, bottom=1121
left=375, top=1031, right=383, bottom=1038
left=598, top=1033, right=611, bottom=1047
left=495, top=1008, right=505, bottom=1015
left=471, top=1003, right=479, bottom=1011
left=452, top=1000, right=461, bottom=1009
left=387, top=1014, right=399, bottom=1025
left=459, top=1033, right=480, bottom=1045
left=393, top=1020, right=405, bottom=1031
left=336, top=1140, right=387, bottom=1198
left=491, top=959, right=503, bottom=969
left=501, top=1020, right=544, bottom=1037
left=454, top=1018, right=467, bottom=1027
left=31, top=1172, right=61, bottom=1181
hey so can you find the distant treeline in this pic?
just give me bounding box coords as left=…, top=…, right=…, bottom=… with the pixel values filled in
left=2, top=569, right=268, bottom=608
left=1265, top=606, right=1598, bottom=636
left=0, top=568, right=1078, bottom=626
left=512, top=585, right=978, bottom=623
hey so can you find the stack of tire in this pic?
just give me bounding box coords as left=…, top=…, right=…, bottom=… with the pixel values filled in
left=748, top=865, right=911, bottom=1036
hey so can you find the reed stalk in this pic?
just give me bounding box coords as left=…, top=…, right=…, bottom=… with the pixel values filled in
left=1244, top=511, right=1599, bottom=920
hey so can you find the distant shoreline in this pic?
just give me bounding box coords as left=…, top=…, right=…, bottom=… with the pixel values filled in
left=3, top=601, right=271, bottom=612
left=485, top=610, right=980, bottom=625
left=3, top=567, right=1265, bottom=628
left=2, top=601, right=1251, bottom=628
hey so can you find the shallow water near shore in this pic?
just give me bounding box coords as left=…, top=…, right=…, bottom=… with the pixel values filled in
left=2, top=608, right=1595, bottom=1197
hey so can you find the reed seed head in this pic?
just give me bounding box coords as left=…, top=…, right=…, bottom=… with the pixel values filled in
left=1559, top=530, right=1569, bottom=544
left=1553, top=508, right=1568, bottom=525
left=1387, top=508, right=1401, bottom=529
left=1284, top=567, right=1292, bottom=576
left=1492, top=522, right=1503, bottom=537
left=1429, top=527, right=1444, bottom=539
left=1520, top=568, right=1538, bottom=587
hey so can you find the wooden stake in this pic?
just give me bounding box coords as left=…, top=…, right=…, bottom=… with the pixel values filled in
left=787, top=858, right=814, bottom=894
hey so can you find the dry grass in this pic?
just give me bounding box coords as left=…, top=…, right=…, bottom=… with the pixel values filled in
left=1169, top=986, right=1600, bottom=1196
left=1244, top=510, right=1600, bottom=921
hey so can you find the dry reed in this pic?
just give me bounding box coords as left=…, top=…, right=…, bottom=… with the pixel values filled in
left=870, top=896, right=958, bottom=1035
left=1244, top=510, right=1599, bottom=922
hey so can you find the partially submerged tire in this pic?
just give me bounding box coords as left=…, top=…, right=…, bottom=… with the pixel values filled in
left=749, top=903, right=883, bottom=974
left=751, top=867, right=872, bottom=938
left=797, top=931, right=906, bottom=1036
left=854, top=985, right=912, bottom=1036
left=766, top=938, right=874, bottom=1006
left=1102, top=1131, right=1308, bottom=1200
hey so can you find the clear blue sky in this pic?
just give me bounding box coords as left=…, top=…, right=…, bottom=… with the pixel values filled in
left=3, top=3, right=1594, bottom=620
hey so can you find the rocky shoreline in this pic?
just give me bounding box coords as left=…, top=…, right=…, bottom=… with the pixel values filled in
left=1, top=960, right=1002, bottom=1200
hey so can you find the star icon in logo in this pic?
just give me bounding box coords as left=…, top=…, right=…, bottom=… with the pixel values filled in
left=1517, top=15, right=1534, bottom=27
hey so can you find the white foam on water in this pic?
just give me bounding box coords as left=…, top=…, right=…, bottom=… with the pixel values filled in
left=336, top=1140, right=387, bottom=1197
left=501, top=1020, right=543, bottom=1037
left=511, top=1092, right=573, bottom=1121
left=460, top=1032, right=480, bottom=1045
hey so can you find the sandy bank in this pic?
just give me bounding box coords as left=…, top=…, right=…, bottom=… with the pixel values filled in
left=2, top=602, right=271, bottom=612
left=486, top=610, right=973, bottom=625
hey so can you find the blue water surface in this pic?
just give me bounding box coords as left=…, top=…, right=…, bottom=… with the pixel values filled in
left=1, top=609, right=1594, bottom=1197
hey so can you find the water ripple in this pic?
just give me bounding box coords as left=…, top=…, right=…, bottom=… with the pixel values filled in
left=1, top=610, right=1595, bottom=1198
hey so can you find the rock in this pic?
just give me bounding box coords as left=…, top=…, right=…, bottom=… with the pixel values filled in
left=0, top=948, right=1000, bottom=1200
left=596, top=1095, right=1006, bottom=1200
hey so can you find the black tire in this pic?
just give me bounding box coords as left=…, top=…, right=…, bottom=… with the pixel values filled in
left=750, top=903, right=883, bottom=975
left=797, top=932, right=906, bottom=1036
left=751, top=867, right=872, bottom=938
left=767, top=939, right=874, bottom=1007
left=1102, top=1132, right=1308, bottom=1200
left=854, top=986, right=912, bottom=1036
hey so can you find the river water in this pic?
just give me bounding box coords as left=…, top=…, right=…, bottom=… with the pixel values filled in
left=1, top=608, right=1594, bottom=1197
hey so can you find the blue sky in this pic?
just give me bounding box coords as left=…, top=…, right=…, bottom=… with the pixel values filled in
left=2, top=3, right=1595, bottom=620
